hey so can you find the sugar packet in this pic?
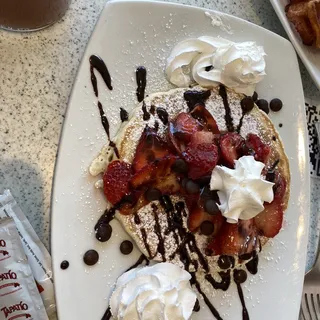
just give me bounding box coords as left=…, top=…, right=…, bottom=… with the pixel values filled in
left=0, top=190, right=56, bottom=317
left=0, top=218, right=48, bottom=320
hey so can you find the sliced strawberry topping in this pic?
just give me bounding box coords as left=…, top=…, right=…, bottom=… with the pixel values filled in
left=183, top=143, right=219, bottom=180
left=246, top=133, right=270, bottom=163
left=190, top=104, right=220, bottom=134
left=103, top=160, right=132, bottom=205
left=133, top=126, right=173, bottom=172
left=130, top=155, right=180, bottom=194
left=189, top=131, right=215, bottom=146
left=208, top=219, right=259, bottom=256
left=254, top=201, right=283, bottom=238
left=220, top=132, right=245, bottom=168
left=168, top=112, right=202, bottom=153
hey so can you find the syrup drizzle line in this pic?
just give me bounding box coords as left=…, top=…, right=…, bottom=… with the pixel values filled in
left=89, top=55, right=113, bottom=96
left=236, top=283, right=250, bottom=320
left=219, top=85, right=234, bottom=132
left=89, top=55, right=119, bottom=158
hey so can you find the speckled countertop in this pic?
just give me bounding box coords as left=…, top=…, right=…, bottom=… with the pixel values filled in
left=0, top=0, right=319, bottom=271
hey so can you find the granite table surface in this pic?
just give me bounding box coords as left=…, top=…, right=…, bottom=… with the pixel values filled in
left=0, top=0, right=319, bottom=272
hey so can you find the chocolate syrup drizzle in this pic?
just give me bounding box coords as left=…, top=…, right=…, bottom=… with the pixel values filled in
left=90, top=60, right=253, bottom=319
left=89, top=55, right=119, bottom=158
left=120, top=108, right=129, bottom=122
left=219, top=85, right=234, bottom=132
left=236, top=283, right=250, bottom=320
left=136, top=66, right=147, bottom=102
left=184, top=90, right=211, bottom=111
left=89, top=55, right=113, bottom=95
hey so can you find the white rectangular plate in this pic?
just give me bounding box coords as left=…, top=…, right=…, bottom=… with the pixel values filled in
left=270, top=0, right=320, bottom=90
left=51, top=1, right=310, bottom=319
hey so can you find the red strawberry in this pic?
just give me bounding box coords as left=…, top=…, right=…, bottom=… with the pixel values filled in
left=190, top=104, right=220, bottom=134
left=220, top=132, right=245, bottom=168
left=103, top=160, right=132, bottom=205
left=246, top=133, right=270, bottom=163
left=254, top=201, right=283, bottom=238
left=189, top=131, right=215, bottom=146
left=133, top=126, right=173, bottom=172
left=168, top=113, right=202, bottom=153
left=183, top=143, right=219, bottom=180
left=130, top=155, right=180, bottom=194
left=273, top=171, right=287, bottom=200
left=208, top=219, right=259, bottom=256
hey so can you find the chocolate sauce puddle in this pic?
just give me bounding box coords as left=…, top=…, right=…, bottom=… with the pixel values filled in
left=219, top=85, right=234, bottom=132
left=136, top=66, right=147, bottom=102
left=89, top=55, right=113, bottom=96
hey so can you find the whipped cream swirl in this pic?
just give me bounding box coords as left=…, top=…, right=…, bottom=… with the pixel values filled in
left=210, top=156, right=274, bottom=223
left=110, top=262, right=197, bottom=320
left=166, top=36, right=266, bottom=96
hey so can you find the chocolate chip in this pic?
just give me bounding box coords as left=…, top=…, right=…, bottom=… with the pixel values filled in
left=145, top=188, right=162, bottom=201
left=252, top=91, right=258, bottom=101
left=204, top=199, right=219, bottom=215
left=120, top=240, right=133, bottom=255
left=279, top=123, right=283, bottom=127
left=233, top=269, right=247, bottom=284
left=83, top=250, right=99, bottom=266
left=200, top=221, right=214, bottom=235
left=270, top=98, right=283, bottom=112
left=205, top=65, right=214, bottom=72
left=240, top=97, right=254, bottom=113
left=60, top=260, right=69, bottom=270
left=95, top=223, right=112, bottom=242
left=185, top=180, right=200, bottom=194
left=218, top=255, right=234, bottom=270
left=172, top=159, right=188, bottom=174
left=256, top=99, right=269, bottom=114
left=272, top=135, right=277, bottom=141
left=195, top=175, right=211, bottom=187
left=193, top=299, right=200, bottom=312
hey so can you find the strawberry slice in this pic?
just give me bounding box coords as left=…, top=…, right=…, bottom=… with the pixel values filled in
left=130, top=155, right=180, bottom=194
left=208, top=219, right=259, bottom=256
left=254, top=201, right=283, bottom=238
left=168, top=112, right=202, bottom=153
left=190, top=104, right=220, bottom=134
left=246, top=133, right=270, bottom=163
left=103, top=160, right=132, bottom=205
left=133, top=126, right=173, bottom=172
left=189, top=131, right=215, bottom=146
left=219, top=132, right=245, bottom=168
left=183, top=143, right=219, bottom=180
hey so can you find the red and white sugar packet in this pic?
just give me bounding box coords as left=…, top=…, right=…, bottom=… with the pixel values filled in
left=0, top=218, right=48, bottom=320
left=0, top=190, right=55, bottom=317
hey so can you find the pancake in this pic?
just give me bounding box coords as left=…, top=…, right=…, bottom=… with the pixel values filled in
left=90, top=85, right=290, bottom=295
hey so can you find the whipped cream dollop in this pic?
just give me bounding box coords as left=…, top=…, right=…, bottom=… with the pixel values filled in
left=110, top=262, right=197, bottom=320
left=210, top=156, right=274, bottom=223
left=166, top=36, right=266, bottom=96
